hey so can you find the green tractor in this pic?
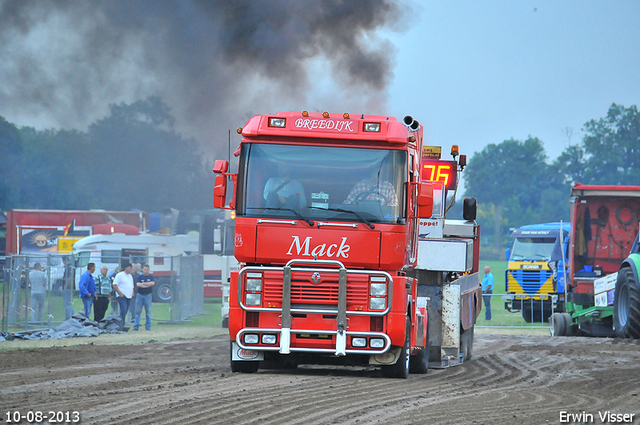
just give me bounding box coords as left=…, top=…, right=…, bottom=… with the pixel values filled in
left=614, top=232, right=640, bottom=338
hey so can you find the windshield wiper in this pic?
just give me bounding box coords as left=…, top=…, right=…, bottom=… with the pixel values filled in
left=251, top=207, right=314, bottom=226
left=310, top=206, right=375, bottom=229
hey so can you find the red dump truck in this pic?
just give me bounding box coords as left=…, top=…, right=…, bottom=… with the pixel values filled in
left=213, top=111, right=482, bottom=377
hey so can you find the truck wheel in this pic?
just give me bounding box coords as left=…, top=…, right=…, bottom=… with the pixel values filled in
left=561, top=313, right=575, bottom=336
left=152, top=278, right=172, bottom=303
left=229, top=342, right=259, bottom=373
left=549, top=312, right=566, bottom=336
left=382, top=320, right=410, bottom=379
left=522, top=303, right=535, bottom=323
left=410, top=326, right=429, bottom=374
left=614, top=267, right=640, bottom=339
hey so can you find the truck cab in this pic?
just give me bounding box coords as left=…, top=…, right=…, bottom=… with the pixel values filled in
left=505, top=222, right=569, bottom=322
left=214, top=111, right=480, bottom=377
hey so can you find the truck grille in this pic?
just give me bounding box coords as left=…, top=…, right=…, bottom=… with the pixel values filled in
left=263, top=271, right=369, bottom=306
left=509, top=270, right=552, bottom=295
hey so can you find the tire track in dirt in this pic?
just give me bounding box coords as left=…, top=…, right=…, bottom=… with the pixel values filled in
left=2, top=335, right=639, bottom=425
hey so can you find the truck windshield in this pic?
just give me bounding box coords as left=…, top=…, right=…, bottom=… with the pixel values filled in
left=238, top=144, right=407, bottom=224
left=510, top=237, right=557, bottom=261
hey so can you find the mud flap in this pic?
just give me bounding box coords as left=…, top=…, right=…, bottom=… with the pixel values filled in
left=231, top=342, right=264, bottom=361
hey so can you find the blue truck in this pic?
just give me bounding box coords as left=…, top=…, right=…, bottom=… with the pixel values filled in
left=505, top=222, right=570, bottom=322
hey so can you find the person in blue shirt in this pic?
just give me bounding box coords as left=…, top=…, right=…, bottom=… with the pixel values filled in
left=482, top=265, right=494, bottom=321
left=78, top=262, right=97, bottom=318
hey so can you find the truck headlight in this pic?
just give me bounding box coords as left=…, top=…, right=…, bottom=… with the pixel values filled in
left=244, top=334, right=259, bottom=344
left=352, top=337, right=367, bottom=347
left=246, top=278, right=262, bottom=292
left=262, top=334, right=277, bottom=344
left=370, top=297, right=386, bottom=311
left=246, top=293, right=262, bottom=306
left=370, top=283, right=387, bottom=296
left=370, top=338, right=385, bottom=348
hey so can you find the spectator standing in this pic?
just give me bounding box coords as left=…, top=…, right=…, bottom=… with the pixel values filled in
left=108, top=266, right=120, bottom=316
left=93, top=266, right=111, bottom=322
left=62, top=257, right=75, bottom=320
left=112, top=262, right=134, bottom=330
left=134, top=264, right=155, bottom=331
left=78, top=263, right=96, bottom=318
left=29, top=263, right=47, bottom=322
left=128, top=262, right=142, bottom=323
left=482, top=265, right=494, bottom=321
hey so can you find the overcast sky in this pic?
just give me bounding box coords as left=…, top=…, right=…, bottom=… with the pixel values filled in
left=1, top=1, right=638, bottom=163
left=384, top=0, right=640, bottom=160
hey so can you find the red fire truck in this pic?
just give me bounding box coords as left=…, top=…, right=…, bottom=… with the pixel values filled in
left=214, top=111, right=481, bottom=378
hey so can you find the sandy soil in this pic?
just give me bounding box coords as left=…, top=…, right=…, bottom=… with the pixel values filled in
left=1, top=334, right=639, bottom=425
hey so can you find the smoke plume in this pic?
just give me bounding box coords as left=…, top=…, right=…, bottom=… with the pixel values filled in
left=0, top=0, right=405, bottom=157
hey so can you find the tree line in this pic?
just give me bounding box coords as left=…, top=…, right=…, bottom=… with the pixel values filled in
left=463, top=103, right=640, bottom=259
left=0, top=97, right=215, bottom=213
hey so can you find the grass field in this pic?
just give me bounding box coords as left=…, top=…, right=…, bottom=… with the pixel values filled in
left=476, top=259, right=551, bottom=330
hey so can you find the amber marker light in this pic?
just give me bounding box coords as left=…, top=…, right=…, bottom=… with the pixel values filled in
left=451, top=145, right=459, bottom=157
left=343, top=112, right=350, bottom=119
left=236, top=127, right=243, bottom=134
left=323, top=111, right=330, bottom=118
left=302, top=110, right=309, bottom=117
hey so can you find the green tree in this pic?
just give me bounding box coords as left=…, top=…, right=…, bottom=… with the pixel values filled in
left=557, top=103, right=640, bottom=186
left=464, top=137, right=564, bottom=254
left=0, top=117, right=22, bottom=209
left=88, top=96, right=212, bottom=211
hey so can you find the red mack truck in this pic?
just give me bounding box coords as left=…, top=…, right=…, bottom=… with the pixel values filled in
left=213, top=111, right=482, bottom=378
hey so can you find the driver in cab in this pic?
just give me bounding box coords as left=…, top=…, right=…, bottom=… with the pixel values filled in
left=263, top=163, right=307, bottom=209
left=343, top=168, right=398, bottom=206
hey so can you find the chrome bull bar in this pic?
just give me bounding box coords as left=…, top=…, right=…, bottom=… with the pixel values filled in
left=237, top=259, right=393, bottom=357
left=236, top=328, right=392, bottom=355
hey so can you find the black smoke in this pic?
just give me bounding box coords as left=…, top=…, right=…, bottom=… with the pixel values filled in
left=0, top=0, right=406, bottom=156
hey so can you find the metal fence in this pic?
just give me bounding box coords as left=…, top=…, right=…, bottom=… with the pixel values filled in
left=475, top=293, right=559, bottom=329
left=1, top=254, right=205, bottom=334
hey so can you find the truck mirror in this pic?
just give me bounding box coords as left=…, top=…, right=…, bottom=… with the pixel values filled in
left=213, top=174, right=228, bottom=209
left=213, top=160, right=229, bottom=174
left=506, top=247, right=511, bottom=261
left=417, top=183, right=434, bottom=218
left=463, top=197, right=477, bottom=221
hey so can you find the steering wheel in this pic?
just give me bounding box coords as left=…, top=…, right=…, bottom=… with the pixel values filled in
left=355, top=190, right=385, bottom=204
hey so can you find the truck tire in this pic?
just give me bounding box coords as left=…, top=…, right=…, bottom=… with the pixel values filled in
left=410, top=327, right=429, bottom=374
left=614, top=267, right=640, bottom=339
left=550, top=312, right=566, bottom=336
left=382, top=319, right=410, bottom=379
left=561, top=313, right=575, bottom=336
left=229, top=341, right=259, bottom=373
left=152, top=278, right=172, bottom=303
left=523, top=302, right=552, bottom=323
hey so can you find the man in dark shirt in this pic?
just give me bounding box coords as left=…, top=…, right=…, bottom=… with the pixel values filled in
left=134, top=264, right=155, bottom=331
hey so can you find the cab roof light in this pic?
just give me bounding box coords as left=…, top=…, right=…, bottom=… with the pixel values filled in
left=343, top=112, right=350, bottom=119
left=268, top=117, right=286, bottom=128
left=236, top=127, right=243, bottom=134
left=302, top=110, right=309, bottom=117
left=363, top=122, right=381, bottom=132
left=459, top=154, right=467, bottom=169
left=323, top=111, right=330, bottom=118
left=451, top=145, right=459, bottom=158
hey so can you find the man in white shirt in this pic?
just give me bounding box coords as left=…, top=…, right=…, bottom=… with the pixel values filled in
left=29, top=263, right=47, bottom=322
left=112, top=262, right=134, bottom=330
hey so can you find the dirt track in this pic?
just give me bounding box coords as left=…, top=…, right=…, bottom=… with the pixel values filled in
left=1, top=334, right=639, bottom=425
